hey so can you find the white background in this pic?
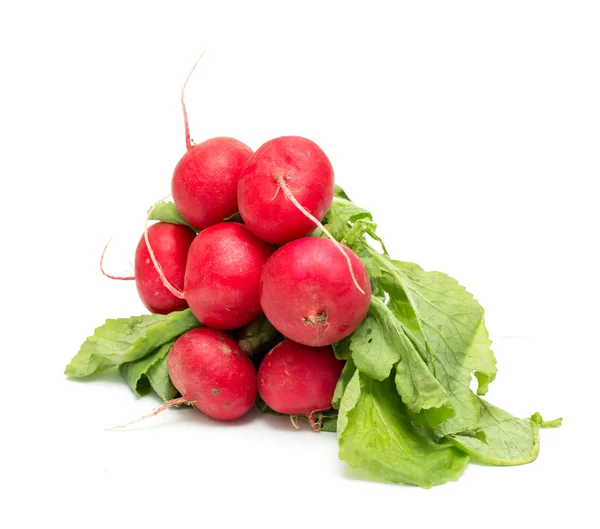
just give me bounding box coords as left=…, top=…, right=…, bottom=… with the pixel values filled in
left=1, top=1, right=598, bottom=527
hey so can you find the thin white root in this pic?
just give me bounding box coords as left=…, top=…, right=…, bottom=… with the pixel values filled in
left=276, top=176, right=366, bottom=295
left=144, top=195, right=186, bottom=299
left=99, top=237, right=135, bottom=280
left=289, top=415, right=301, bottom=430
left=181, top=51, right=206, bottom=151
left=105, top=397, right=193, bottom=431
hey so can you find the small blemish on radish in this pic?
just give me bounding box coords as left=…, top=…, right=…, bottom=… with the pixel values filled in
left=302, top=309, right=328, bottom=327
left=168, top=328, right=257, bottom=420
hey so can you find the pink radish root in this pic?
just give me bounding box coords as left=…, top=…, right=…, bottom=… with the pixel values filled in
left=275, top=176, right=366, bottom=295
left=100, top=238, right=135, bottom=281
left=144, top=195, right=186, bottom=300
left=181, top=51, right=206, bottom=151
left=105, top=397, right=193, bottom=431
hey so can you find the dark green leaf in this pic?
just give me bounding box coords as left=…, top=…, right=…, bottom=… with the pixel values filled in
left=119, top=339, right=179, bottom=401
left=238, top=314, right=281, bottom=356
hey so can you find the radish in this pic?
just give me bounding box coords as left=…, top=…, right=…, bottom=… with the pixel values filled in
left=237, top=136, right=334, bottom=244
left=260, top=237, right=371, bottom=346
left=147, top=220, right=272, bottom=329
left=171, top=54, right=253, bottom=230
left=258, top=339, right=345, bottom=429
left=168, top=328, right=257, bottom=421
left=172, top=137, right=253, bottom=230
left=133, top=222, right=196, bottom=314
left=184, top=223, right=272, bottom=329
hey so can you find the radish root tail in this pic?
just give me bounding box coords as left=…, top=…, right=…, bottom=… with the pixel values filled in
left=181, top=51, right=207, bottom=151
left=105, top=397, right=193, bottom=431
left=307, top=407, right=331, bottom=433
left=99, top=237, right=135, bottom=281
left=276, top=176, right=366, bottom=295
left=144, top=195, right=186, bottom=299
left=289, top=415, right=301, bottom=430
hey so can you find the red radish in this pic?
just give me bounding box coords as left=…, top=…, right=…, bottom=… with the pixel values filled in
left=184, top=222, right=272, bottom=329
left=168, top=328, right=257, bottom=421
left=260, top=237, right=371, bottom=347
left=134, top=222, right=196, bottom=314
left=258, top=340, right=344, bottom=427
left=237, top=136, right=334, bottom=244
left=171, top=55, right=253, bottom=230
left=172, top=137, right=253, bottom=230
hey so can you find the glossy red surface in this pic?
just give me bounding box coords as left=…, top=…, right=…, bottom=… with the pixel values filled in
left=184, top=222, right=272, bottom=329
left=238, top=136, right=334, bottom=244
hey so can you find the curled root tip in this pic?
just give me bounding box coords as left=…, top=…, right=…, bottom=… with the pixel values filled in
left=307, top=407, right=332, bottom=433
left=100, top=237, right=135, bottom=281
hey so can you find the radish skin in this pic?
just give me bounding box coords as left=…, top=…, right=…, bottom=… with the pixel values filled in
left=260, top=238, right=371, bottom=346
left=134, top=222, right=196, bottom=314
left=184, top=222, right=272, bottom=329
left=172, top=137, right=253, bottom=230
left=258, top=340, right=344, bottom=417
left=237, top=136, right=334, bottom=244
left=168, top=328, right=257, bottom=421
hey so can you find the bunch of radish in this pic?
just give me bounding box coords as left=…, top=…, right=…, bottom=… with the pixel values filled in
left=103, top=58, right=371, bottom=428
left=66, top=57, right=561, bottom=487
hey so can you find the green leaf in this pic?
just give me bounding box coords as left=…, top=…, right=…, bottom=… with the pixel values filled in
left=332, top=335, right=352, bottom=360
left=349, top=298, right=451, bottom=415
left=146, top=350, right=179, bottom=401
left=65, top=309, right=202, bottom=378
left=355, top=245, right=383, bottom=278
left=119, top=339, right=179, bottom=401
left=334, top=184, right=351, bottom=200
left=313, top=408, right=338, bottom=432
left=371, top=250, right=497, bottom=433
left=337, top=371, right=469, bottom=488
left=530, top=412, right=563, bottom=428
left=332, top=359, right=356, bottom=409
left=336, top=369, right=361, bottom=437
left=149, top=200, right=196, bottom=230
left=320, top=415, right=338, bottom=433
left=324, top=197, right=373, bottom=242
left=347, top=300, right=398, bottom=380
left=238, top=314, right=281, bottom=356
left=448, top=399, right=557, bottom=466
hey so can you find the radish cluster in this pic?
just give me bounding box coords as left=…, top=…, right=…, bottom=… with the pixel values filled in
left=106, top=60, right=371, bottom=426
left=68, top=57, right=561, bottom=489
